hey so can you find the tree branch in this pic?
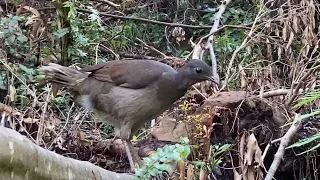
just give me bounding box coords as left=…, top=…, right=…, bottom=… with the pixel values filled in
left=0, top=126, right=134, bottom=180
left=260, top=88, right=311, bottom=98
left=37, top=7, right=252, bottom=31
left=191, top=0, right=232, bottom=85
left=78, top=9, right=214, bottom=29
left=264, top=114, right=303, bottom=180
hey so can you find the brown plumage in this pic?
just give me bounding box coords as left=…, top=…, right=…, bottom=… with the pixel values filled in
left=38, top=59, right=219, bottom=172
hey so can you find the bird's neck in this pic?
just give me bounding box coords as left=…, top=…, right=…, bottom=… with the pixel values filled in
left=174, top=71, right=194, bottom=90
left=155, top=72, right=188, bottom=99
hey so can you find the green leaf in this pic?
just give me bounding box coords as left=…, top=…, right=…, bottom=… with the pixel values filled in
left=215, top=144, right=232, bottom=155
left=63, top=1, right=72, bottom=8
left=17, top=35, right=28, bottom=43
left=147, top=167, right=160, bottom=176
left=173, top=154, right=182, bottom=161
left=180, top=137, right=189, bottom=144
left=76, top=34, right=89, bottom=45
left=286, top=132, right=320, bottom=149
left=180, top=146, right=191, bottom=158
left=134, top=169, right=143, bottom=177
left=75, top=49, right=87, bottom=57
left=36, top=74, right=46, bottom=80
left=19, top=64, right=34, bottom=75
left=293, top=90, right=320, bottom=108
left=143, top=157, right=152, bottom=165
left=296, top=143, right=320, bottom=156
left=53, top=28, right=69, bottom=38
left=193, top=161, right=206, bottom=167
left=54, top=97, right=65, bottom=104
left=157, top=148, right=164, bottom=155
left=6, top=35, right=16, bottom=44
left=295, top=111, right=320, bottom=122
left=159, top=156, right=167, bottom=162
left=154, top=162, right=169, bottom=171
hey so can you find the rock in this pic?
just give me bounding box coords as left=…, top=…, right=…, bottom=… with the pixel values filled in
left=151, top=115, right=189, bottom=142
left=196, top=91, right=248, bottom=114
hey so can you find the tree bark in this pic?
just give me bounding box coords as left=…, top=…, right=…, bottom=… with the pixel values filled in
left=0, top=126, right=134, bottom=180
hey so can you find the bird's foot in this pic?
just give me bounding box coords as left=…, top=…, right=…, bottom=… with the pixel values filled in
left=123, top=140, right=144, bottom=173
left=124, top=140, right=136, bottom=173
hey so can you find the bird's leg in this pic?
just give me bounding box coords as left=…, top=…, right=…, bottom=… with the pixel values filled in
left=124, top=140, right=135, bottom=173
left=126, top=140, right=143, bottom=166
left=120, top=123, right=143, bottom=172
left=124, top=139, right=144, bottom=173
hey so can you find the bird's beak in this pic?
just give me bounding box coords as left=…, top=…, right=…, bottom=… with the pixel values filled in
left=206, top=75, right=220, bottom=86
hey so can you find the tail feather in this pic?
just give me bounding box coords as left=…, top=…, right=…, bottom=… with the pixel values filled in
left=38, top=63, right=88, bottom=88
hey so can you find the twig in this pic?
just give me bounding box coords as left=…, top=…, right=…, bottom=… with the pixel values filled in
left=36, top=85, right=51, bottom=145
left=135, top=38, right=168, bottom=58
left=205, top=0, right=231, bottom=71
left=191, top=0, right=232, bottom=87
left=78, top=9, right=213, bottom=29
left=48, top=102, right=75, bottom=149
left=95, top=43, right=99, bottom=64
left=38, top=7, right=252, bottom=31
left=221, top=5, right=264, bottom=90
left=99, top=44, right=120, bottom=60
left=285, top=59, right=320, bottom=108
left=96, top=0, right=121, bottom=9
left=188, top=24, right=251, bottom=60
left=192, top=0, right=231, bottom=61
left=260, top=88, right=311, bottom=98
left=264, top=114, right=304, bottom=180
left=0, top=52, right=37, bottom=102
left=262, top=138, right=282, bottom=161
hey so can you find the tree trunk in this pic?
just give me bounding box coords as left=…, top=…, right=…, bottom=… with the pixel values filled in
left=0, top=126, right=134, bottom=180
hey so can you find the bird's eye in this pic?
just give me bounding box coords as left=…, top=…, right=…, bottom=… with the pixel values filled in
left=195, top=68, right=203, bottom=74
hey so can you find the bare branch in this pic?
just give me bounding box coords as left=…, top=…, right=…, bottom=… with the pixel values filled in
left=191, top=0, right=232, bottom=85
left=192, top=0, right=231, bottom=60
left=264, top=114, right=303, bottom=180
left=96, top=0, right=121, bottom=9
left=260, top=88, right=312, bottom=98
left=77, top=9, right=214, bottom=29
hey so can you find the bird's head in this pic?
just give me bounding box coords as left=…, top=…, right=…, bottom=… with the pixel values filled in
left=179, top=59, right=219, bottom=86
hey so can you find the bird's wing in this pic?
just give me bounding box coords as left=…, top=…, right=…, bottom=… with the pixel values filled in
left=80, top=60, right=174, bottom=89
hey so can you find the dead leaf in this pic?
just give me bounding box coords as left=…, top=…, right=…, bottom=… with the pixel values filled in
left=242, top=134, right=264, bottom=180
left=186, top=164, right=194, bottom=180
left=78, top=130, right=91, bottom=146
left=178, top=160, right=185, bottom=180
left=244, top=134, right=257, bottom=166
left=199, top=166, right=207, bottom=180
left=56, top=136, right=67, bottom=150
left=0, top=103, right=20, bottom=115
left=172, top=27, right=185, bottom=44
